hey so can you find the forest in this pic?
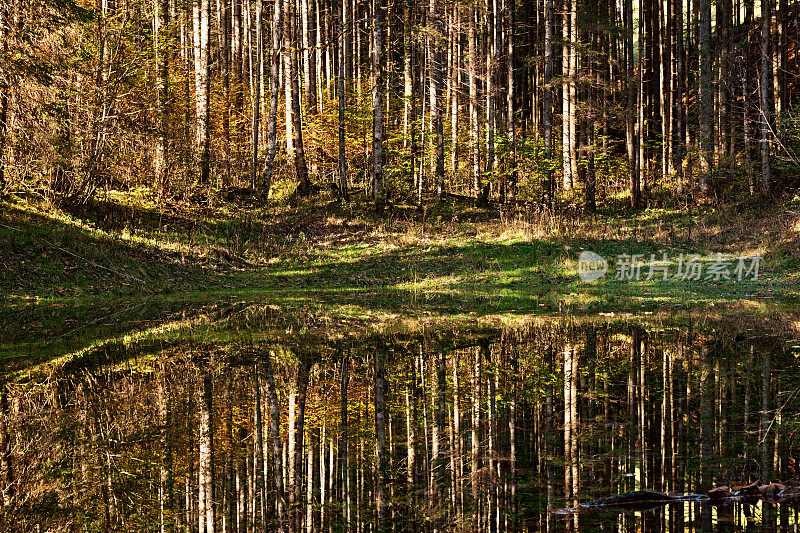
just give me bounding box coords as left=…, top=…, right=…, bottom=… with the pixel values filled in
left=0, top=0, right=797, bottom=206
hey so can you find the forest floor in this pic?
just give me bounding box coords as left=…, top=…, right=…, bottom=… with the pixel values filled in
left=2, top=188, right=800, bottom=320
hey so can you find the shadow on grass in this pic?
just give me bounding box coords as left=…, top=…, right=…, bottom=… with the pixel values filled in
left=0, top=203, right=227, bottom=302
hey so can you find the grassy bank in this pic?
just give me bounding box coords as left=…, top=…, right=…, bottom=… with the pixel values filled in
left=2, top=189, right=800, bottom=317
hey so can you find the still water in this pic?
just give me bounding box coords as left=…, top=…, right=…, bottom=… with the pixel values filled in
left=1, top=303, right=799, bottom=531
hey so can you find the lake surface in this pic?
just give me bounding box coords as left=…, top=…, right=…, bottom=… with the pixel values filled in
left=1, top=302, right=800, bottom=531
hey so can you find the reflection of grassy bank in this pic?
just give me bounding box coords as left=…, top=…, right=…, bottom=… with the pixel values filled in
left=5, top=296, right=799, bottom=385
left=2, top=191, right=799, bottom=314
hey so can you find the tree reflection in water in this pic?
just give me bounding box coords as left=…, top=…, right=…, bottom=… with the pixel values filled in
left=1, top=309, right=799, bottom=531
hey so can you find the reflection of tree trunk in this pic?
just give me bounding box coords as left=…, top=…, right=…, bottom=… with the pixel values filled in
left=471, top=345, right=482, bottom=527
left=545, top=346, right=555, bottom=526
left=488, top=348, right=497, bottom=532
left=405, top=355, right=418, bottom=530
left=288, top=357, right=312, bottom=533
left=198, top=372, right=215, bottom=533
left=308, top=426, right=320, bottom=532
left=508, top=349, right=517, bottom=526
left=761, top=351, right=771, bottom=481
left=452, top=352, right=463, bottom=521
left=337, top=0, right=348, bottom=199
left=339, top=356, right=350, bottom=527
left=468, top=9, right=480, bottom=195
left=253, top=364, right=268, bottom=529
left=564, top=344, right=572, bottom=499
left=660, top=349, right=670, bottom=492
left=236, top=428, right=248, bottom=533
left=433, top=350, right=447, bottom=523
left=699, top=346, right=714, bottom=491
left=158, top=364, right=173, bottom=532
left=374, top=345, right=388, bottom=529
left=0, top=391, right=13, bottom=507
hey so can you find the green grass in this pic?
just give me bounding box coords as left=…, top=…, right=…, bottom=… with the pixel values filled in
left=2, top=189, right=799, bottom=321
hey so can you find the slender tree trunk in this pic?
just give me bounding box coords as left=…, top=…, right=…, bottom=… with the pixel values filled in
left=218, top=0, right=230, bottom=184
left=403, top=0, right=413, bottom=148
left=568, top=0, right=578, bottom=190
left=487, top=0, right=498, bottom=196
left=288, top=358, right=311, bottom=533
left=468, top=8, right=480, bottom=196
left=543, top=0, right=553, bottom=204
left=698, top=0, right=712, bottom=191
left=625, top=0, right=639, bottom=206
left=429, top=0, right=445, bottom=198
left=193, top=0, right=212, bottom=184
left=154, top=0, right=170, bottom=197
left=158, top=365, right=173, bottom=532
left=263, top=0, right=284, bottom=194
left=284, top=0, right=312, bottom=193
left=250, top=0, right=262, bottom=188
left=373, top=0, right=386, bottom=210
left=449, top=5, right=459, bottom=178
left=760, top=0, right=772, bottom=192
left=262, top=354, right=287, bottom=532
left=302, top=0, right=318, bottom=114
left=253, top=365, right=268, bottom=529
left=471, top=346, right=481, bottom=527
left=506, top=0, right=516, bottom=200
left=562, top=4, right=571, bottom=190
left=337, top=0, right=349, bottom=199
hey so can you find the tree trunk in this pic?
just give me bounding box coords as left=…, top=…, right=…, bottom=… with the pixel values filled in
left=158, top=365, right=173, bottom=532
left=250, top=0, right=262, bottom=188
left=154, top=0, right=170, bottom=197
left=429, top=0, right=445, bottom=198
left=285, top=0, right=312, bottom=193
left=468, top=8, right=480, bottom=196
left=543, top=0, right=553, bottom=204
left=263, top=0, right=284, bottom=195
left=288, top=358, right=312, bottom=533
left=302, top=0, right=318, bottom=114
left=625, top=0, right=639, bottom=206
left=373, top=0, right=386, bottom=210
left=568, top=0, right=578, bottom=190
left=505, top=0, right=516, bottom=201
left=760, top=0, right=772, bottom=192
left=253, top=364, right=268, bottom=529
left=337, top=0, right=349, bottom=199
left=698, top=0, right=712, bottom=191
left=193, top=0, right=212, bottom=184
left=562, top=5, right=571, bottom=190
